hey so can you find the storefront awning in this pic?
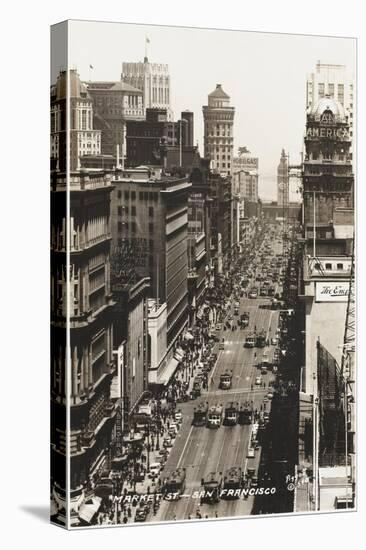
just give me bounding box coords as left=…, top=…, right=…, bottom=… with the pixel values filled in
left=158, top=357, right=179, bottom=386
left=79, top=497, right=102, bottom=524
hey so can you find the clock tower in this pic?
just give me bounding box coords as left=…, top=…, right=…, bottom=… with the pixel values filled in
left=277, top=149, right=289, bottom=210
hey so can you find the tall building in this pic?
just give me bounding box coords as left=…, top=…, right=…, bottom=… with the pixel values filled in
left=203, top=84, right=235, bottom=175
left=298, top=94, right=354, bottom=492
left=121, top=58, right=172, bottom=119
left=302, top=96, right=353, bottom=237
left=51, top=70, right=101, bottom=172
left=51, top=170, right=116, bottom=525
left=277, top=149, right=289, bottom=209
left=125, top=108, right=194, bottom=168
left=233, top=147, right=258, bottom=201
left=306, top=61, right=354, bottom=143
left=86, top=80, right=144, bottom=158
left=111, top=168, right=191, bottom=348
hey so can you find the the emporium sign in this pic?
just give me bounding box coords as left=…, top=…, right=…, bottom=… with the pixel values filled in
left=315, top=282, right=349, bottom=302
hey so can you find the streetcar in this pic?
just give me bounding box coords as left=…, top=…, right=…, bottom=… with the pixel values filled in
left=219, top=370, right=232, bottom=390
left=238, top=404, right=252, bottom=425
left=256, top=330, right=266, bottom=348
left=207, top=404, right=223, bottom=428
left=162, top=468, right=186, bottom=500
left=192, top=402, right=208, bottom=426
left=245, top=334, right=256, bottom=348
left=224, top=402, right=239, bottom=426
left=222, top=466, right=243, bottom=499
left=200, top=472, right=222, bottom=504
left=192, top=377, right=203, bottom=398
left=240, top=312, right=250, bottom=328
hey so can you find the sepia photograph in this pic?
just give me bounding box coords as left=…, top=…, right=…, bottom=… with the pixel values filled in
left=50, top=19, right=356, bottom=528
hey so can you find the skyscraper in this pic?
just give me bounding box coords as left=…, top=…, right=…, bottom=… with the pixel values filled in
left=203, top=84, right=235, bottom=175
left=121, top=57, right=172, bottom=119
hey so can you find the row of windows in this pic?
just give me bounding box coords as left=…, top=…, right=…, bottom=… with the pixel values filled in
left=116, top=190, right=159, bottom=202
left=117, top=221, right=154, bottom=233
left=117, top=205, right=154, bottom=217
left=314, top=262, right=346, bottom=271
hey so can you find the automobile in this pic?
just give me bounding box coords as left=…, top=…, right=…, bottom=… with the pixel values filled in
left=267, top=391, right=274, bottom=399
left=169, top=423, right=179, bottom=435
left=251, top=476, right=259, bottom=488
left=215, top=323, right=223, bottom=331
left=134, top=508, right=148, bottom=522
left=255, top=375, right=262, bottom=386
left=249, top=290, right=258, bottom=299
left=149, top=462, right=162, bottom=478
left=247, top=447, right=255, bottom=458
left=219, top=339, right=225, bottom=350
left=271, top=337, right=279, bottom=345
left=263, top=412, right=270, bottom=421
left=228, top=315, right=233, bottom=321
left=273, top=365, right=278, bottom=373
left=163, top=437, right=173, bottom=448
left=175, top=411, right=183, bottom=422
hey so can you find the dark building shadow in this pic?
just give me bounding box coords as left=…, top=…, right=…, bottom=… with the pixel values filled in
left=20, top=505, right=49, bottom=523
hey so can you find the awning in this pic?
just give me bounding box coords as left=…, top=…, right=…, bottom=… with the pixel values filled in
left=158, top=357, right=179, bottom=386
left=79, top=497, right=102, bottom=524
left=184, top=331, right=194, bottom=341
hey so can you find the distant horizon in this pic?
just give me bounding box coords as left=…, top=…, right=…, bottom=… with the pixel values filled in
left=60, top=20, right=355, bottom=201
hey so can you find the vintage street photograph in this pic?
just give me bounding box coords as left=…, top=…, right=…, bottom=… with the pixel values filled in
left=50, top=20, right=356, bottom=527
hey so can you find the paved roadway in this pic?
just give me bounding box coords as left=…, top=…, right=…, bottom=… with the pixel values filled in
left=150, top=235, right=285, bottom=522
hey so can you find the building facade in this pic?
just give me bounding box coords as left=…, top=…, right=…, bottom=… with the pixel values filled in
left=121, top=58, right=172, bottom=119
left=203, top=84, right=235, bottom=175
left=111, top=168, right=191, bottom=348
left=233, top=147, right=259, bottom=201
left=302, top=96, right=353, bottom=237
left=86, top=80, right=144, bottom=158
left=51, top=70, right=101, bottom=172
left=306, top=61, right=354, bottom=143
left=51, top=169, right=116, bottom=525
left=112, top=277, right=150, bottom=428
left=298, top=94, right=354, bottom=498
left=125, top=108, right=194, bottom=168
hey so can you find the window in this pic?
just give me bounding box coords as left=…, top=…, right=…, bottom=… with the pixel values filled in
left=139, top=192, right=143, bottom=200
left=118, top=206, right=122, bottom=216
left=149, top=222, right=154, bottom=233
left=117, top=190, right=122, bottom=199
left=124, top=191, right=129, bottom=200
left=328, top=83, right=334, bottom=97
left=131, top=206, right=136, bottom=216
left=337, top=263, right=344, bottom=270
left=149, top=206, right=154, bottom=217
left=325, top=263, right=332, bottom=270
left=318, top=83, right=325, bottom=98
left=131, top=191, right=136, bottom=200
left=117, top=222, right=123, bottom=232
left=131, top=222, right=136, bottom=233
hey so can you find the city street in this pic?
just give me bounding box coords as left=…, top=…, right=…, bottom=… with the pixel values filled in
left=152, top=241, right=283, bottom=522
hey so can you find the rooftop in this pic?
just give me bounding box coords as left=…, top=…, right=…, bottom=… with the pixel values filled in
left=208, top=83, right=230, bottom=99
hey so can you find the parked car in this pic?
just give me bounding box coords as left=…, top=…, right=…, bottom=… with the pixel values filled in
left=149, top=462, right=162, bottom=478
left=247, top=447, right=255, bottom=458
left=134, top=507, right=149, bottom=522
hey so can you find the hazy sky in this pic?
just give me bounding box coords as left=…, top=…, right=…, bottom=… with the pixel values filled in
left=65, top=20, right=356, bottom=200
